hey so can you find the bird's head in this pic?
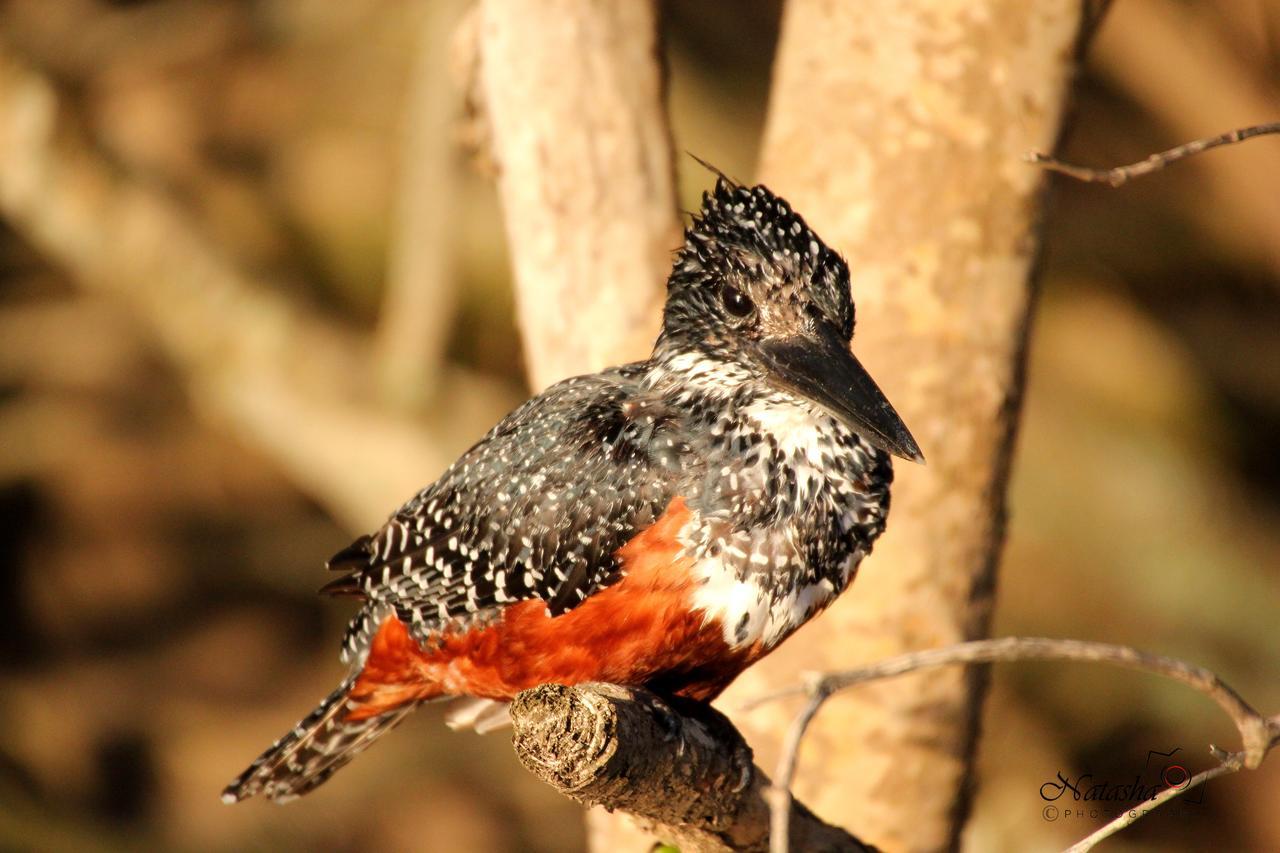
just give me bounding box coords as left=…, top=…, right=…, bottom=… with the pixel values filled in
left=656, top=175, right=923, bottom=463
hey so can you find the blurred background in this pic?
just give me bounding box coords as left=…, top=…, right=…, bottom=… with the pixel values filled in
left=0, top=1, right=1277, bottom=851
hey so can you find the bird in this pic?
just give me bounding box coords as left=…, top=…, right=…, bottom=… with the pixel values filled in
left=222, top=172, right=922, bottom=804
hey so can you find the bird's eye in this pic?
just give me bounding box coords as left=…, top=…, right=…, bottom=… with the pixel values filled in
left=721, top=285, right=754, bottom=318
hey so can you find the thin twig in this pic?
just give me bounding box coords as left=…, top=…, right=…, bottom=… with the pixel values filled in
left=1064, top=745, right=1242, bottom=853
left=1070, top=715, right=1280, bottom=852
left=768, top=673, right=829, bottom=853
left=748, top=637, right=1279, bottom=853
left=1026, top=122, right=1280, bottom=186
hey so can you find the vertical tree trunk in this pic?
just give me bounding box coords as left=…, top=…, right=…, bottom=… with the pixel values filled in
left=717, top=3, right=1083, bottom=851
left=477, top=0, right=680, bottom=391
left=472, top=5, right=679, bottom=847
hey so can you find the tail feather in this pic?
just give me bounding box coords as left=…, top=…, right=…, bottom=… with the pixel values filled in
left=222, top=676, right=415, bottom=803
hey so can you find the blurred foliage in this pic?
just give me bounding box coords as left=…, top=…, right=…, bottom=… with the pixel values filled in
left=0, top=1, right=1277, bottom=851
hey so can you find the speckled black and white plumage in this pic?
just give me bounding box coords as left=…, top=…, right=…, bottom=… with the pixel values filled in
left=324, top=363, right=687, bottom=660
left=223, top=175, right=905, bottom=804
left=321, top=178, right=893, bottom=667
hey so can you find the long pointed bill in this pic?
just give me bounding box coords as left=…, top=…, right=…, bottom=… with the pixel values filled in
left=757, top=329, right=924, bottom=463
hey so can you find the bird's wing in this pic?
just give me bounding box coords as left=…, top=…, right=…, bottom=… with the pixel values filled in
left=324, top=366, right=695, bottom=663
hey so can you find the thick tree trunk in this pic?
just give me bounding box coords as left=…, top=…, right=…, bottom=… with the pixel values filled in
left=468, top=2, right=685, bottom=847
left=476, top=0, right=680, bottom=391
left=715, top=3, right=1084, bottom=851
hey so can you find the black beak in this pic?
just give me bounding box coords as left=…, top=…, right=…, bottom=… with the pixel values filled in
left=757, top=328, right=924, bottom=463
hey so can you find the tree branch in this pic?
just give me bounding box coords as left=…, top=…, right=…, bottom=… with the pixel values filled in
left=744, top=637, right=1280, bottom=853
left=1027, top=122, right=1280, bottom=186
left=1064, top=742, right=1267, bottom=853
left=373, top=0, right=469, bottom=410
left=509, top=683, right=875, bottom=853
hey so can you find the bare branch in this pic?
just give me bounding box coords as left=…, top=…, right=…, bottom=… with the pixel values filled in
left=1026, top=122, right=1280, bottom=186
left=746, top=637, right=1279, bottom=853
left=767, top=676, right=829, bottom=853
left=509, top=683, right=875, bottom=853
left=1067, top=715, right=1280, bottom=852
left=1065, top=745, right=1242, bottom=853
left=374, top=0, right=469, bottom=410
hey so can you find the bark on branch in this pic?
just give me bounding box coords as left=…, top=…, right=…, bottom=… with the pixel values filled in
left=509, top=683, right=874, bottom=853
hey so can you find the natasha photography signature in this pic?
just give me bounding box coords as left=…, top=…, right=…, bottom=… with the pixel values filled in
left=1039, top=748, right=1206, bottom=806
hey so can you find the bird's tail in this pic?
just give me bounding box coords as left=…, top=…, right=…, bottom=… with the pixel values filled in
left=221, top=675, right=416, bottom=803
